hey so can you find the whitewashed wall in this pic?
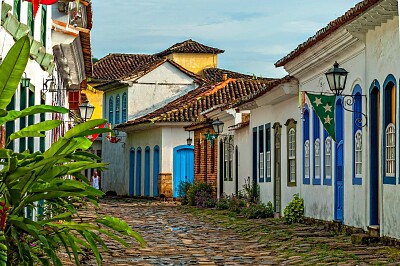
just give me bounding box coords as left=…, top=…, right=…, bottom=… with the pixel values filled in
left=366, top=16, right=400, bottom=238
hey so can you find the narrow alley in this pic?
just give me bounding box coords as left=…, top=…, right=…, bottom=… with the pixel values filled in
left=61, top=198, right=400, bottom=265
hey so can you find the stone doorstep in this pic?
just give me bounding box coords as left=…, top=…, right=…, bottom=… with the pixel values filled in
left=368, top=225, right=380, bottom=237
left=351, top=233, right=380, bottom=245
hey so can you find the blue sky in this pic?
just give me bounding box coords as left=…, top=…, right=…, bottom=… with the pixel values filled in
left=92, top=0, right=360, bottom=78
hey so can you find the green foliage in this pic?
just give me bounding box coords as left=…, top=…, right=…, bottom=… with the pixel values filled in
left=186, top=182, right=213, bottom=206
left=0, top=35, right=145, bottom=265
left=242, top=202, right=274, bottom=219
left=177, top=181, right=192, bottom=205
left=284, top=194, right=304, bottom=224
left=242, top=176, right=260, bottom=203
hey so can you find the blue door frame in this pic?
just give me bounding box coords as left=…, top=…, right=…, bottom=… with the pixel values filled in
left=173, top=145, right=194, bottom=198
left=136, top=148, right=142, bottom=196
left=129, top=148, right=135, bottom=196
left=153, top=146, right=160, bottom=197
left=370, top=83, right=380, bottom=225
left=144, top=147, right=150, bottom=197
left=335, top=99, right=344, bottom=221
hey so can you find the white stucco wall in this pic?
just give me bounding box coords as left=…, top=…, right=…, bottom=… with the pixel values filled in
left=129, top=62, right=198, bottom=120
left=366, top=16, right=400, bottom=238
left=250, top=96, right=301, bottom=211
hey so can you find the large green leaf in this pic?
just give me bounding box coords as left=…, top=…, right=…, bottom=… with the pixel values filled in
left=0, top=35, right=30, bottom=109
left=64, top=119, right=108, bottom=139
left=9, top=120, right=61, bottom=141
left=0, top=105, right=68, bottom=126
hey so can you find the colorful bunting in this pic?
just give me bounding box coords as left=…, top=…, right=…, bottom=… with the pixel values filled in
left=306, top=93, right=337, bottom=142
left=91, top=123, right=105, bottom=142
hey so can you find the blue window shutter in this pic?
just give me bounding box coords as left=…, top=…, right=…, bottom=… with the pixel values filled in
left=109, top=96, right=114, bottom=125
left=303, top=106, right=310, bottom=184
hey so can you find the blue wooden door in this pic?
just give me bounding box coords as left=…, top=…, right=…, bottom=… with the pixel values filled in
left=173, top=145, right=194, bottom=198
left=370, top=85, right=380, bottom=225
left=129, top=149, right=135, bottom=196
left=136, top=148, right=142, bottom=196
left=153, top=146, right=160, bottom=197
left=144, top=147, right=150, bottom=197
left=335, top=100, right=344, bottom=221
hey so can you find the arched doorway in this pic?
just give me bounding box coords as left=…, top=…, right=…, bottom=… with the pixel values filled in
left=173, top=145, right=194, bottom=198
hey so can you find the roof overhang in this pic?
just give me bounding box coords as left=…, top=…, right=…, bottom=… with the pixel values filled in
left=118, top=122, right=191, bottom=133
left=255, top=79, right=299, bottom=106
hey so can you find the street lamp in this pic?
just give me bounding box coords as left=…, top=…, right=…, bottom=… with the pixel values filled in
left=20, top=72, right=31, bottom=89
left=325, top=61, right=348, bottom=96
left=212, top=119, right=224, bottom=135
left=186, top=131, right=192, bottom=146
left=79, top=100, right=95, bottom=122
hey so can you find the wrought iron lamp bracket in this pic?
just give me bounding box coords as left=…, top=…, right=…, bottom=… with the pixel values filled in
left=341, top=94, right=368, bottom=128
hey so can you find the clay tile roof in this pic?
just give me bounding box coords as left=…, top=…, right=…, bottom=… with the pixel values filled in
left=203, top=67, right=277, bottom=83
left=275, top=0, right=382, bottom=67
left=93, top=54, right=159, bottom=80
left=154, top=39, right=224, bottom=58
left=116, top=77, right=279, bottom=129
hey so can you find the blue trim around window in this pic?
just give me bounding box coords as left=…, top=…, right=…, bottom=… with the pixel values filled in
left=122, top=92, right=127, bottom=123
left=265, top=123, right=271, bottom=182
left=252, top=127, right=257, bottom=183
left=313, top=110, right=321, bottom=185
left=115, top=94, right=120, bottom=124
left=383, top=74, right=397, bottom=185
left=323, top=130, right=332, bottom=186
left=109, top=96, right=114, bottom=125
left=259, top=125, right=264, bottom=183
left=352, top=85, right=363, bottom=185
left=303, top=105, right=310, bottom=185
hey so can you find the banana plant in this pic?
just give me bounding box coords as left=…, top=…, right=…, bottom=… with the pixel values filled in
left=0, top=36, right=145, bottom=265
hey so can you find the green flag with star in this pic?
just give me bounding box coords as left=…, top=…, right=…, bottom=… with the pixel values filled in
left=306, top=93, right=336, bottom=142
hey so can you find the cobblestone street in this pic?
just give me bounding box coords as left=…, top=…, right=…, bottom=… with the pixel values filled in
left=62, top=198, right=400, bottom=265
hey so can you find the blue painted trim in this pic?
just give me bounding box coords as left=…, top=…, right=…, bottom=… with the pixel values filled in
left=108, top=96, right=114, bottom=125
left=128, top=148, right=135, bottom=196
left=312, top=110, right=321, bottom=185
left=153, top=146, right=160, bottom=196
left=144, top=146, right=150, bottom=196
left=115, top=94, right=120, bottom=124
left=135, top=147, right=142, bottom=196
left=252, top=127, right=257, bottom=183
left=382, top=75, right=396, bottom=185
left=369, top=83, right=380, bottom=225
left=259, top=125, right=264, bottom=183
left=265, top=123, right=272, bottom=182
left=323, top=130, right=332, bottom=186
left=352, top=85, right=363, bottom=185
left=303, top=105, right=310, bottom=185
left=335, top=98, right=344, bottom=222
left=122, top=92, right=127, bottom=123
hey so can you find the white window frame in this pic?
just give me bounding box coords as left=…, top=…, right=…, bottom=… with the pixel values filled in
left=314, top=139, right=321, bottom=179
left=288, top=128, right=296, bottom=182
left=304, top=140, right=310, bottom=178
left=385, top=123, right=395, bottom=177
left=355, top=130, right=362, bottom=177
left=325, top=137, right=332, bottom=179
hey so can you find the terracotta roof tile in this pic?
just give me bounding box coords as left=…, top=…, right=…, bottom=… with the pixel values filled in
left=93, top=54, right=159, bottom=80
left=116, top=77, right=280, bottom=129
left=154, top=39, right=224, bottom=58
left=275, top=0, right=382, bottom=67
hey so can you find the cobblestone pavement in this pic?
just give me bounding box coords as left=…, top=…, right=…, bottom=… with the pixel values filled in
left=61, top=198, right=400, bottom=265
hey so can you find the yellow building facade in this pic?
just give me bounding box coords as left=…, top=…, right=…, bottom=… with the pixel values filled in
left=167, top=53, right=218, bottom=76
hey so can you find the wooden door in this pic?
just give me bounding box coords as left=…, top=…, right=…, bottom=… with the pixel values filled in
left=273, top=123, right=282, bottom=213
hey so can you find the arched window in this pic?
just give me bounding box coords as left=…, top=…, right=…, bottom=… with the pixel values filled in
left=383, top=76, right=396, bottom=184
left=304, top=140, right=310, bottom=179
left=324, top=136, right=332, bottom=181
left=303, top=106, right=310, bottom=184
left=386, top=124, right=395, bottom=177
left=109, top=96, right=114, bottom=125
left=313, top=111, right=321, bottom=184
left=122, top=93, right=127, bottom=123
left=352, top=85, right=363, bottom=185
left=355, top=130, right=362, bottom=177
left=115, top=95, right=120, bottom=124
left=286, top=118, right=297, bottom=186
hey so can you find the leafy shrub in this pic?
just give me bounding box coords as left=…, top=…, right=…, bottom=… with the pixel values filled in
left=242, top=176, right=260, bottom=203
left=195, top=191, right=216, bottom=208
left=216, top=193, right=230, bottom=210
left=227, top=195, right=247, bottom=213
left=177, top=181, right=192, bottom=205
left=242, top=202, right=274, bottom=219
left=284, top=194, right=304, bottom=224
left=187, top=182, right=213, bottom=206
